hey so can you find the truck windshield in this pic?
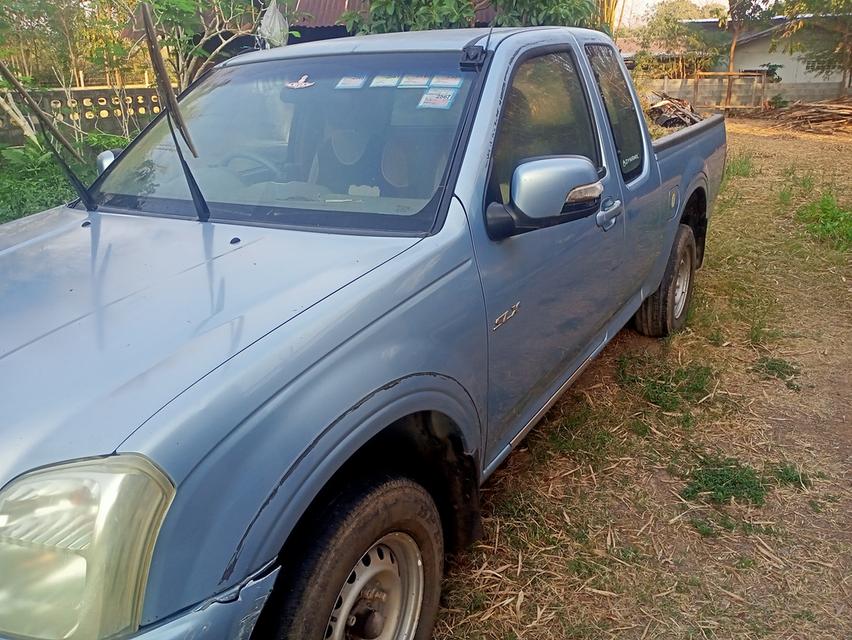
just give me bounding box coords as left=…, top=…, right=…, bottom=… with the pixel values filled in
left=91, top=53, right=474, bottom=234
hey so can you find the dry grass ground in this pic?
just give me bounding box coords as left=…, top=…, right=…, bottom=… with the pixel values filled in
left=436, top=121, right=852, bottom=640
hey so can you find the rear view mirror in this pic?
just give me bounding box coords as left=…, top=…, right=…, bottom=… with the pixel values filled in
left=96, top=148, right=124, bottom=175
left=486, top=156, right=603, bottom=241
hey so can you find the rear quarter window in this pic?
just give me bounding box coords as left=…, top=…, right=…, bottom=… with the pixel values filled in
left=585, top=44, right=644, bottom=182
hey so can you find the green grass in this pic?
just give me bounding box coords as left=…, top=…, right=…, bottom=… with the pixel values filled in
left=792, top=609, right=816, bottom=622
left=544, top=406, right=615, bottom=463
left=797, top=192, right=851, bottom=251
left=778, top=187, right=792, bottom=207
left=629, top=418, right=651, bottom=437
left=617, top=355, right=714, bottom=412
left=753, top=356, right=801, bottom=390
left=796, top=171, right=815, bottom=194
left=682, top=455, right=767, bottom=505
left=748, top=317, right=781, bottom=346
left=707, top=327, right=724, bottom=346
left=690, top=517, right=715, bottom=537
left=725, top=152, right=754, bottom=179
left=726, top=286, right=781, bottom=346
left=771, top=462, right=810, bottom=488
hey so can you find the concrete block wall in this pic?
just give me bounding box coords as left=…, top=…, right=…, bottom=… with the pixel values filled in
left=0, top=86, right=159, bottom=147
left=637, top=78, right=846, bottom=111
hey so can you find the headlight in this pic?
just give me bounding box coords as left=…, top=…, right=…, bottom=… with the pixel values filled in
left=0, top=455, right=174, bottom=640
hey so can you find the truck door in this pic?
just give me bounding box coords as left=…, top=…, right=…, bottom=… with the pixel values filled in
left=475, top=48, right=627, bottom=458
left=584, top=43, right=665, bottom=302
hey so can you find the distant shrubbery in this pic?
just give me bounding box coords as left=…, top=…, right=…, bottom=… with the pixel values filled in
left=0, top=132, right=129, bottom=224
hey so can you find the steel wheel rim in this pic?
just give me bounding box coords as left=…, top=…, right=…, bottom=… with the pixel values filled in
left=325, top=532, right=424, bottom=640
left=673, top=255, right=691, bottom=318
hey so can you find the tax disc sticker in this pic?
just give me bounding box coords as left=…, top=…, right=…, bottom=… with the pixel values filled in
left=336, top=76, right=367, bottom=89
left=370, top=75, right=400, bottom=87
left=399, top=74, right=431, bottom=88
left=430, top=75, right=463, bottom=88
left=417, top=87, right=458, bottom=110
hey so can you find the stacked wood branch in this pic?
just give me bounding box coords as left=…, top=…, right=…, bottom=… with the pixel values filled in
left=757, top=97, right=852, bottom=134
left=648, top=91, right=703, bottom=128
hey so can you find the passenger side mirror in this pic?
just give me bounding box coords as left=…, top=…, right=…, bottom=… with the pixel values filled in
left=485, top=156, right=603, bottom=241
left=96, top=148, right=124, bottom=175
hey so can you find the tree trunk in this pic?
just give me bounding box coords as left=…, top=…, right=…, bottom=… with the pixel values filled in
left=728, top=25, right=741, bottom=73
left=18, top=40, right=30, bottom=77
left=843, top=27, right=851, bottom=97
left=0, top=91, right=38, bottom=144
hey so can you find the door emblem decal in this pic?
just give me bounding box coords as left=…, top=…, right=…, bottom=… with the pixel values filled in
left=493, top=302, right=520, bottom=331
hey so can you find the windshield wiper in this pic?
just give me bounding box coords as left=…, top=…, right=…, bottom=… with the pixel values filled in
left=39, top=122, right=98, bottom=211
left=0, top=60, right=96, bottom=212
left=140, top=2, right=209, bottom=222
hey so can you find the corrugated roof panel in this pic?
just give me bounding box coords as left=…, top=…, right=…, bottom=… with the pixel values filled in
left=294, top=0, right=364, bottom=27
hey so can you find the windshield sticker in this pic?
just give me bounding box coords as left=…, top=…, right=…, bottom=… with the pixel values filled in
left=622, top=153, right=640, bottom=168
left=370, top=75, right=400, bottom=88
left=399, top=74, right=430, bottom=88
left=336, top=76, right=367, bottom=89
left=430, top=75, right=463, bottom=88
left=417, top=87, right=458, bottom=110
left=286, top=75, right=315, bottom=89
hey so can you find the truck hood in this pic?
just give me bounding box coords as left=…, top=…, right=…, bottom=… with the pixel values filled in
left=0, top=208, right=418, bottom=485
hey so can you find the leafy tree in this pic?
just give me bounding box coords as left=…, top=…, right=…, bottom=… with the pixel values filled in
left=342, top=0, right=477, bottom=33
left=144, top=0, right=310, bottom=90
left=144, top=0, right=266, bottom=90
left=773, top=0, right=851, bottom=90
left=721, top=0, right=774, bottom=72
left=632, top=0, right=726, bottom=78
left=492, top=0, right=597, bottom=27
left=0, top=0, right=86, bottom=85
left=342, top=0, right=598, bottom=33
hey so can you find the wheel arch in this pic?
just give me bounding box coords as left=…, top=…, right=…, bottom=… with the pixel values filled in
left=679, top=184, right=708, bottom=267
left=279, top=410, right=483, bottom=564
left=251, top=406, right=483, bottom=638
left=228, top=373, right=484, bottom=588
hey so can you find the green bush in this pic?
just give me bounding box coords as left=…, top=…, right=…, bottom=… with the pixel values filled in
left=0, top=131, right=130, bottom=225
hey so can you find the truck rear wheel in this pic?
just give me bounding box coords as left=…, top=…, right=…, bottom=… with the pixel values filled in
left=258, top=476, right=443, bottom=640
left=634, top=224, right=696, bottom=337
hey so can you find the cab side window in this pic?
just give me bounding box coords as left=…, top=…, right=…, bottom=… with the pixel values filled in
left=585, top=44, right=644, bottom=182
left=487, top=52, right=600, bottom=206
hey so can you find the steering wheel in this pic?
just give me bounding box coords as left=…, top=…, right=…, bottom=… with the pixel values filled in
left=222, top=151, right=279, bottom=177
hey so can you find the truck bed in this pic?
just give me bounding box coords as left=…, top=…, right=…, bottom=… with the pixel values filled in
left=653, top=114, right=727, bottom=236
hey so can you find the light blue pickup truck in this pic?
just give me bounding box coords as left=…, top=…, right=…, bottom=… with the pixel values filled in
left=0, top=26, right=724, bottom=640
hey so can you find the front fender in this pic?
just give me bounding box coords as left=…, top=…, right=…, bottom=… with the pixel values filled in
left=223, top=371, right=482, bottom=581
left=125, top=200, right=488, bottom=627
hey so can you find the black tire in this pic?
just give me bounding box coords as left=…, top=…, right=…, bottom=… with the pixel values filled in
left=634, top=224, right=697, bottom=337
left=257, top=476, right=443, bottom=640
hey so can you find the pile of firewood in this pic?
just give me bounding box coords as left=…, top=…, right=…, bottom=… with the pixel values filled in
left=758, top=97, right=852, bottom=134
left=647, top=91, right=703, bottom=128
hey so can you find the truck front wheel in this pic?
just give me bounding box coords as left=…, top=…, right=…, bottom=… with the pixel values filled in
left=634, top=223, right=697, bottom=337
left=257, top=476, right=443, bottom=640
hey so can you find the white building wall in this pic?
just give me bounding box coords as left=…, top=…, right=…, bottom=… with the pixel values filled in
left=733, top=38, right=843, bottom=83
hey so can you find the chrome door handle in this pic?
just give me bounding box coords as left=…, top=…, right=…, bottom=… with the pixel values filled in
left=596, top=199, right=623, bottom=231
